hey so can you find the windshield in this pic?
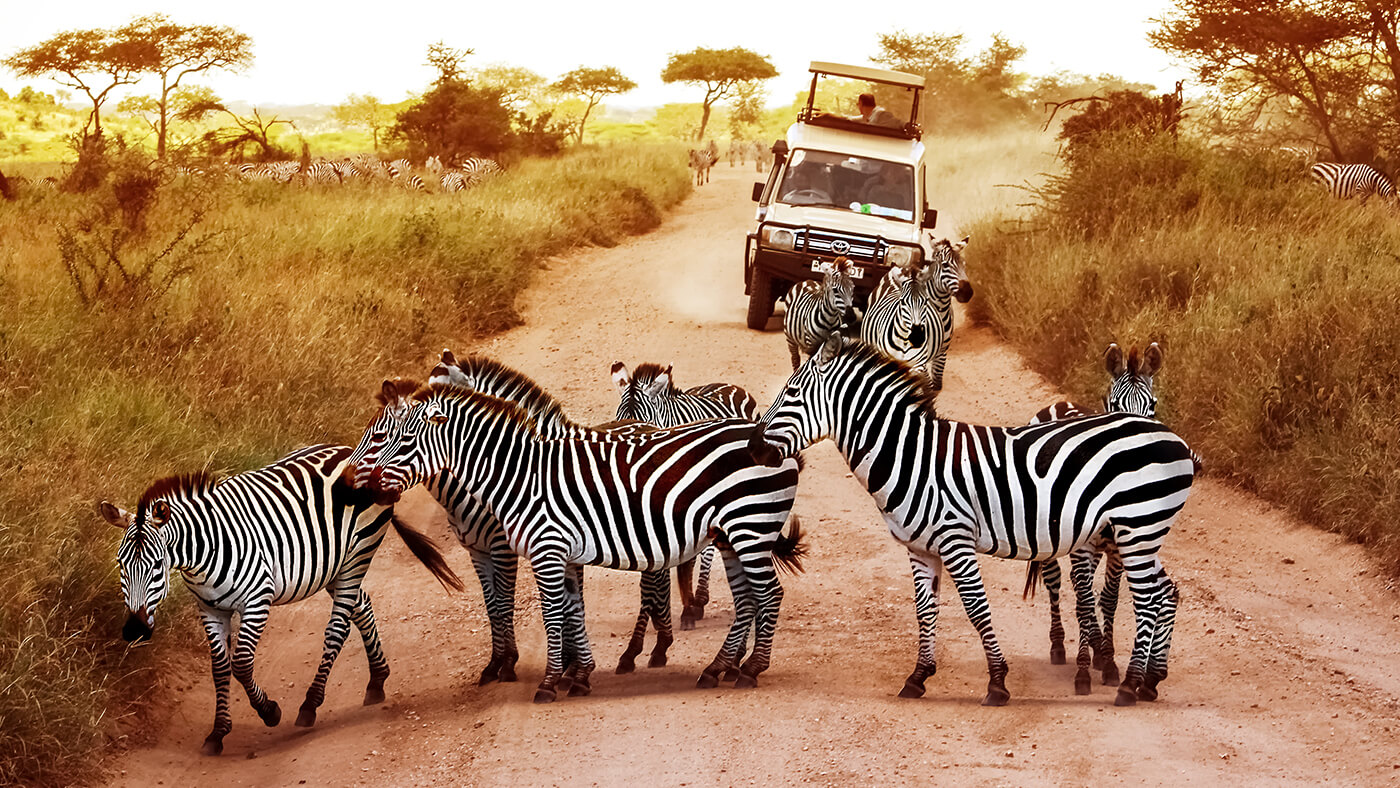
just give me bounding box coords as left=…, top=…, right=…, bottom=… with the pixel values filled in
left=776, top=149, right=915, bottom=222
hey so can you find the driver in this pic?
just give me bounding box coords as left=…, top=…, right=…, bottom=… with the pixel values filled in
left=780, top=165, right=832, bottom=203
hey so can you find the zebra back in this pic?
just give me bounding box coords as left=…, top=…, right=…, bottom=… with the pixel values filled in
left=1309, top=162, right=1397, bottom=200
left=611, top=362, right=760, bottom=426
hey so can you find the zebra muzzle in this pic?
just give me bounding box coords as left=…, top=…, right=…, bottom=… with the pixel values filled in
left=955, top=280, right=974, bottom=303
left=122, top=610, right=154, bottom=643
left=908, top=324, right=927, bottom=348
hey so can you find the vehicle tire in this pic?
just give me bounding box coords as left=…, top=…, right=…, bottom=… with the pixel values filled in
left=746, top=267, right=775, bottom=330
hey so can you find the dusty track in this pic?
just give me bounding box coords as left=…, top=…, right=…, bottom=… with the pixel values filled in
left=109, top=166, right=1400, bottom=786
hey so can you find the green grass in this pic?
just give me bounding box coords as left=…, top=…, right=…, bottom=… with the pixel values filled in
left=962, top=129, right=1400, bottom=569
left=0, top=142, right=691, bottom=786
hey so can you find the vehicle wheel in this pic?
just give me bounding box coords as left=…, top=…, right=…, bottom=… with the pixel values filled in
left=746, top=268, right=775, bottom=330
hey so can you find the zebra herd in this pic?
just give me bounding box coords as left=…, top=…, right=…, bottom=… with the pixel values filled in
left=227, top=154, right=504, bottom=193
left=104, top=230, right=1199, bottom=755
left=726, top=139, right=771, bottom=172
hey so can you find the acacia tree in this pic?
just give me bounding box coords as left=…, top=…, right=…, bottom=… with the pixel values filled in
left=426, top=41, right=474, bottom=86
left=727, top=80, right=766, bottom=138
left=117, top=15, right=253, bottom=159
left=552, top=66, right=636, bottom=143
left=661, top=47, right=777, bottom=140
left=3, top=27, right=153, bottom=141
left=333, top=94, right=393, bottom=150
left=474, top=63, right=547, bottom=112
left=117, top=85, right=222, bottom=153
left=874, top=30, right=1030, bottom=131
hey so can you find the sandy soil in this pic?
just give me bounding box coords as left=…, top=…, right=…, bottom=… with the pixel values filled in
left=107, top=166, right=1400, bottom=787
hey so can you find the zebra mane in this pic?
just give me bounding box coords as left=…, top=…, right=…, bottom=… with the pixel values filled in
left=628, top=362, right=679, bottom=395
left=138, top=471, right=219, bottom=514
left=441, top=355, right=573, bottom=429
left=411, top=383, right=545, bottom=439
left=837, top=339, right=940, bottom=416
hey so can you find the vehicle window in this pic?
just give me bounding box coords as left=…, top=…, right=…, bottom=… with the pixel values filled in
left=776, top=150, right=914, bottom=222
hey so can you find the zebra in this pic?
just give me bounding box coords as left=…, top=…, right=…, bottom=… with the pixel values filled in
left=751, top=140, right=770, bottom=173
left=387, top=158, right=426, bottom=191
left=440, top=171, right=468, bottom=192
left=754, top=335, right=1194, bottom=706
left=610, top=361, right=763, bottom=631
left=383, top=351, right=683, bottom=679
left=689, top=147, right=716, bottom=186
left=1025, top=341, right=1163, bottom=690
left=860, top=237, right=972, bottom=391
left=352, top=382, right=806, bottom=703
left=460, top=157, right=504, bottom=185
left=100, top=444, right=463, bottom=755
left=298, top=160, right=343, bottom=186
left=1309, top=162, right=1397, bottom=202
left=782, top=255, right=858, bottom=372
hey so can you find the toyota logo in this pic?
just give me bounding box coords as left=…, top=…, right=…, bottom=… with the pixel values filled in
left=830, top=240, right=850, bottom=254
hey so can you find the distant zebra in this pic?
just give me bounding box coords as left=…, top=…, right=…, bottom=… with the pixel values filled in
left=387, top=158, right=425, bottom=191
left=101, top=444, right=462, bottom=755
left=755, top=336, right=1193, bottom=706
left=298, top=161, right=343, bottom=186
left=353, top=382, right=806, bottom=703
left=610, top=361, right=763, bottom=633
left=861, top=237, right=972, bottom=391
left=460, top=157, right=504, bottom=185
left=1309, top=162, right=1396, bottom=202
left=689, top=147, right=716, bottom=186
left=440, top=171, right=468, bottom=192
left=782, top=255, right=858, bottom=371
left=751, top=140, right=770, bottom=173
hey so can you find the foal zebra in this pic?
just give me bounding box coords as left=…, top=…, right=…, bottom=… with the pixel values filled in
left=783, top=256, right=858, bottom=372
left=755, top=336, right=1194, bottom=706
left=1309, top=162, right=1397, bottom=202
left=611, top=361, right=763, bottom=631
left=353, top=383, right=805, bottom=703
left=861, top=237, right=972, bottom=391
left=102, top=444, right=462, bottom=755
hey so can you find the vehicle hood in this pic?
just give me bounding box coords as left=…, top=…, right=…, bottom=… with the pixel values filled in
left=765, top=204, right=921, bottom=244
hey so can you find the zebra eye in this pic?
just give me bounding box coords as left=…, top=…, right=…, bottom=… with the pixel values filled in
left=427, top=413, right=448, bottom=426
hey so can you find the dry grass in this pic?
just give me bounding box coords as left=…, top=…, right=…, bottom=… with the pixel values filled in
left=961, top=130, right=1400, bottom=569
left=0, top=142, right=690, bottom=786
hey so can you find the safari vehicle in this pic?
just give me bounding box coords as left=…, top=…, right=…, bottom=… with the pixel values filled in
left=744, top=61, right=938, bottom=330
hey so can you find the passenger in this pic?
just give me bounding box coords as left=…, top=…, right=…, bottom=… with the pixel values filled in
left=853, top=93, right=903, bottom=129
left=861, top=164, right=911, bottom=211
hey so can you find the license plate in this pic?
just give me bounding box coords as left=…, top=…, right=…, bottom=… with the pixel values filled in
left=812, top=260, right=864, bottom=279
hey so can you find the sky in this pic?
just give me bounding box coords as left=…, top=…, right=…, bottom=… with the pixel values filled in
left=0, top=0, right=1191, bottom=110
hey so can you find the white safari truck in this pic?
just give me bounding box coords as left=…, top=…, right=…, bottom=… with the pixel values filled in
left=744, top=61, right=937, bottom=329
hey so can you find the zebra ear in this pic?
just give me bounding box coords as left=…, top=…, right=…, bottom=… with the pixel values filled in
left=610, top=362, right=631, bottom=393
left=953, top=235, right=970, bottom=252
left=817, top=332, right=843, bottom=370
left=1105, top=343, right=1126, bottom=377
left=1142, top=342, right=1163, bottom=377
left=148, top=500, right=171, bottom=526
left=441, top=348, right=457, bottom=366
left=645, top=367, right=672, bottom=398
left=99, top=501, right=133, bottom=529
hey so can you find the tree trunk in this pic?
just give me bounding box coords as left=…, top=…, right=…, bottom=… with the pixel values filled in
left=578, top=99, right=597, bottom=145
left=158, top=77, right=170, bottom=160
left=698, top=101, right=713, bottom=141
left=0, top=168, right=13, bottom=201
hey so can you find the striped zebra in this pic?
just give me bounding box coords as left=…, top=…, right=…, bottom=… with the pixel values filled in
left=387, top=158, right=426, bottom=191
left=783, top=256, right=858, bottom=372
left=440, top=171, right=468, bottom=192
left=352, top=382, right=806, bottom=703
left=1309, top=162, right=1396, bottom=202
left=461, top=157, right=504, bottom=185
left=610, top=361, right=763, bottom=633
left=100, top=444, right=463, bottom=755
left=754, top=336, right=1194, bottom=706
left=1025, top=341, right=1162, bottom=690
left=689, top=147, right=716, bottom=186
left=298, top=160, right=343, bottom=186
left=860, top=237, right=972, bottom=391
left=396, top=351, right=682, bottom=678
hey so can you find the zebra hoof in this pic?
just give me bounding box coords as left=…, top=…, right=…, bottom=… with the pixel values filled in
left=295, top=705, right=317, bottom=727
left=1074, top=669, right=1092, bottom=696
left=898, top=680, right=926, bottom=699
left=696, top=672, right=720, bottom=689
left=478, top=662, right=500, bottom=686
left=680, top=616, right=696, bottom=632
left=1137, top=683, right=1160, bottom=702
left=363, top=684, right=386, bottom=706
left=201, top=737, right=224, bottom=757
left=685, top=603, right=706, bottom=621
left=1050, top=646, right=1066, bottom=666
left=1114, top=686, right=1139, bottom=707
left=615, top=658, right=636, bottom=675
left=648, top=651, right=668, bottom=669
left=533, top=688, right=557, bottom=704
left=1101, top=662, right=1121, bottom=687
left=982, top=688, right=1010, bottom=707
left=258, top=701, right=282, bottom=727
left=734, top=673, right=758, bottom=689
left=567, top=680, right=592, bottom=697
left=499, top=661, right=518, bottom=683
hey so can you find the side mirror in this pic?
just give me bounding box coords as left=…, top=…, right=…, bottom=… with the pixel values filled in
left=923, top=207, right=938, bottom=229
left=752, top=182, right=764, bottom=202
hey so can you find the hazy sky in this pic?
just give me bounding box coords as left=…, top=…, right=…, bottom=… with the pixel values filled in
left=0, top=1, right=1189, bottom=109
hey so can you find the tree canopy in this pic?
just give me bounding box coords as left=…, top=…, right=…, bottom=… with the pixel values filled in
left=393, top=80, right=514, bottom=162
left=332, top=94, right=394, bottom=151
left=661, top=47, right=777, bottom=139
left=874, top=30, right=1030, bottom=131
left=3, top=27, right=153, bottom=140
left=553, top=66, right=636, bottom=143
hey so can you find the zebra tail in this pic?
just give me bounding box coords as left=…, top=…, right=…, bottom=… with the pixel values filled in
left=391, top=515, right=465, bottom=592
left=1022, top=561, right=1041, bottom=601
left=772, top=516, right=810, bottom=576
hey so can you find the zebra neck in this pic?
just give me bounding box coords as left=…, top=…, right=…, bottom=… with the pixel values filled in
left=833, top=392, right=938, bottom=501
left=444, top=413, right=539, bottom=525
left=162, top=513, right=220, bottom=579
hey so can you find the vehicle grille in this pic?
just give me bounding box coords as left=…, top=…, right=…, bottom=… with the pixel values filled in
left=796, top=230, right=884, bottom=263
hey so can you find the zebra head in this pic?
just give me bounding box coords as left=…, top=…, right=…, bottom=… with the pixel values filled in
left=611, top=362, right=672, bottom=423
left=348, top=378, right=421, bottom=492
left=101, top=498, right=174, bottom=643
left=758, top=333, right=852, bottom=461
left=1103, top=342, right=1161, bottom=417
left=354, top=382, right=456, bottom=497
left=825, top=256, right=858, bottom=328
left=929, top=236, right=973, bottom=303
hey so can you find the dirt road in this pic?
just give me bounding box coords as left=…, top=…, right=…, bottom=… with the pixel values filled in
left=108, top=165, right=1400, bottom=787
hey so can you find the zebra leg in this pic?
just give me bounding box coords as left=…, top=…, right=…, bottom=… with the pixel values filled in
left=198, top=608, right=235, bottom=755
left=295, top=585, right=377, bottom=727
left=941, top=542, right=1011, bottom=706
left=1097, top=543, right=1124, bottom=685
left=531, top=554, right=570, bottom=703
left=1040, top=559, right=1067, bottom=665
left=230, top=596, right=282, bottom=727
left=466, top=547, right=507, bottom=685
left=617, top=602, right=649, bottom=674
left=562, top=564, right=596, bottom=697
left=1068, top=548, right=1105, bottom=695
left=736, top=552, right=786, bottom=688
left=693, top=545, right=715, bottom=614
left=787, top=334, right=803, bottom=373
left=493, top=543, right=521, bottom=683
left=1140, top=570, right=1179, bottom=702
left=349, top=590, right=391, bottom=706
left=645, top=569, right=676, bottom=668
left=900, top=549, right=942, bottom=698
left=676, top=557, right=698, bottom=631
left=698, top=545, right=755, bottom=688
left=1114, top=553, right=1166, bottom=707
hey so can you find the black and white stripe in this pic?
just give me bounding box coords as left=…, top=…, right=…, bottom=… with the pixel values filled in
left=460, top=157, right=504, bottom=185
left=860, top=237, right=972, bottom=391
left=757, top=336, right=1194, bottom=706
left=689, top=147, right=717, bottom=186
left=102, top=444, right=461, bottom=755
left=782, top=256, right=858, bottom=371
left=1309, top=162, right=1396, bottom=201
left=353, top=381, right=805, bottom=703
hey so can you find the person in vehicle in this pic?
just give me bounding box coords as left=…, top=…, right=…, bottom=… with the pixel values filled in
left=860, top=164, right=911, bottom=211
left=780, top=164, right=833, bottom=204
left=854, top=93, right=903, bottom=129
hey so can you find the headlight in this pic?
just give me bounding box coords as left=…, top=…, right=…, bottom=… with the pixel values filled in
left=761, top=226, right=796, bottom=251
left=886, top=245, right=921, bottom=268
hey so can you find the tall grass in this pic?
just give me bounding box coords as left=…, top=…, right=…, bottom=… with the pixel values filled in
left=0, top=143, right=691, bottom=786
left=966, top=130, right=1400, bottom=568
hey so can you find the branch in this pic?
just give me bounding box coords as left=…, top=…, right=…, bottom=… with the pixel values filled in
left=1040, top=96, right=1109, bottom=131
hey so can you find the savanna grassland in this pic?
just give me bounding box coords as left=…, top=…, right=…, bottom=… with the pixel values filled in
left=0, top=144, right=690, bottom=786
left=967, top=131, right=1400, bottom=572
